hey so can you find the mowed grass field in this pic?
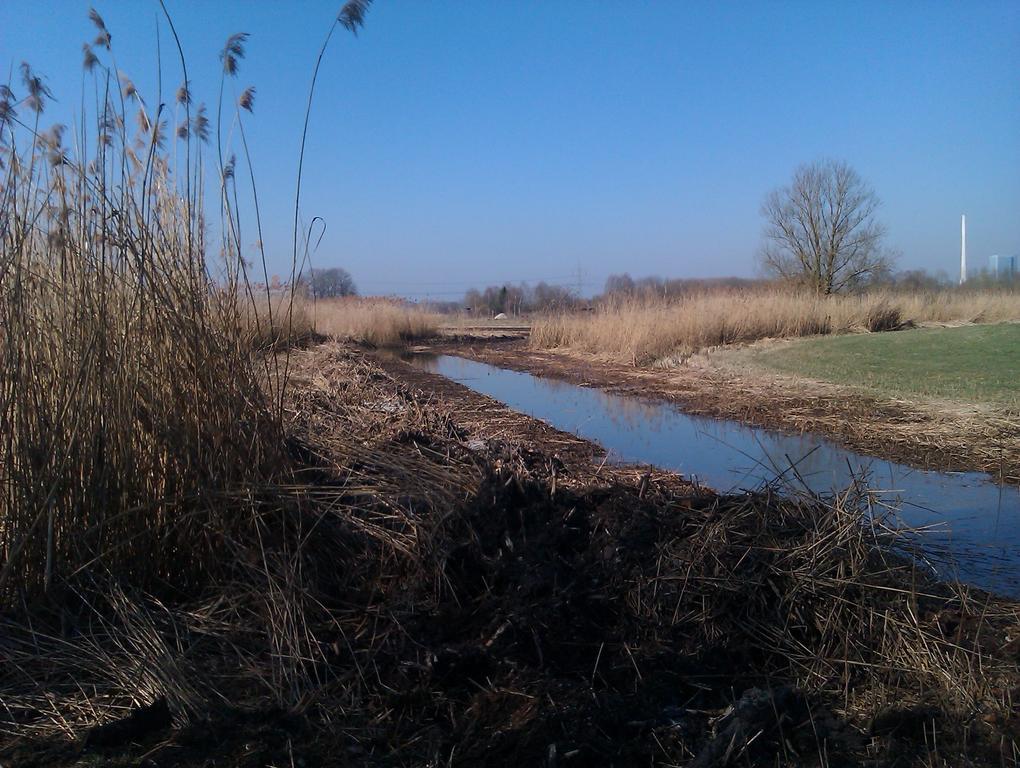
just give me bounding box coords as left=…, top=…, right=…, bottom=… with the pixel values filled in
left=750, top=323, right=1020, bottom=406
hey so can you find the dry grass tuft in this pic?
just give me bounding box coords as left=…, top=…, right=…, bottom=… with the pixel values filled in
left=531, top=289, right=1020, bottom=365
left=864, top=299, right=903, bottom=332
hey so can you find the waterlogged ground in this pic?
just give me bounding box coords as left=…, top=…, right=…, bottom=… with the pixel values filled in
left=405, top=353, right=1020, bottom=596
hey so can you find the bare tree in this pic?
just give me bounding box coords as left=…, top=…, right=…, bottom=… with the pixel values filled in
left=604, top=273, right=636, bottom=296
left=310, top=267, right=357, bottom=298
left=760, top=160, right=892, bottom=294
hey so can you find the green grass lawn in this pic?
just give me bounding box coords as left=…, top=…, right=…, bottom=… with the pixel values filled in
left=750, top=324, right=1020, bottom=406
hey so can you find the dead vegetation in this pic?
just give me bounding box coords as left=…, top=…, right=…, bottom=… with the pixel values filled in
left=531, top=290, right=1020, bottom=365
left=0, top=54, right=287, bottom=604
left=310, top=296, right=440, bottom=346
left=3, top=345, right=1019, bottom=767
left=243, top=294, right=439, bottom=352
left=243, top=290, right=319, bottom=351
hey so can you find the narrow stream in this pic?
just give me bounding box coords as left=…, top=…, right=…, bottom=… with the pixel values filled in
left=405, top=353, right=1020, bottom=596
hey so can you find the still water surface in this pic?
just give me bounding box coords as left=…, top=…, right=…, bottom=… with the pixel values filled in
left=405, top=353, right=1020, bottom=596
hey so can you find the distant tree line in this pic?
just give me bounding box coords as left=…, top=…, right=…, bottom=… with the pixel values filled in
left=602, top=274, right=763, bottom=300
left=867, top=267, right=1016, bottom=291
left=958, top=267, right=1019, bottom=289
left=451, top=276, right=771, bottom=316
left=602, top=269, right=1016, bottom=298
left=456, top=281, right=581, bottom=316
left=447, top=266, right=1016, bottom=317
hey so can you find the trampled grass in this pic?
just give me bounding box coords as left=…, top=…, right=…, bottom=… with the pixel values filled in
left=750, top=323, right=1020, bottom=406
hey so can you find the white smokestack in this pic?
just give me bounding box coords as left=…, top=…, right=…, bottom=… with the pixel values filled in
left=960, top=214, right=967, bottom=284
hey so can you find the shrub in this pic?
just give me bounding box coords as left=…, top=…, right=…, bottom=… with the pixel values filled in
left=865, top=301, right=902, bottom=332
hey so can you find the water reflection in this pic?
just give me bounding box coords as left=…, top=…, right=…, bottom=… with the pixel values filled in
left=406, top=353, right=1020, bottom=596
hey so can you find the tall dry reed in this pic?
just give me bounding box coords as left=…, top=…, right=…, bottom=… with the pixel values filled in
left=531, top=289, right=1020, bottom=365
left=243, top=290, right=317, bottom=350
left=0, top=16, right=289, bottom=603
left=311, top=296, right=439, bottom=346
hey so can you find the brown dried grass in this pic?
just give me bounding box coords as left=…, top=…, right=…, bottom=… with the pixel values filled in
left=3, top=345, right=1017, bottom=766
left=310, top=296, right=439, bottom=346
left=242, top=290, right=318, bottom=350
left=0, top=77, right=286, bottom=605
left=531, top=289, right=1020, bottom=365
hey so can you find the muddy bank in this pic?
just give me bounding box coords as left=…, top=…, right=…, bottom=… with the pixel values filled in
left=4, top=343, right=1019, bottom=767
left=425, top=340, right=1020, bottom=484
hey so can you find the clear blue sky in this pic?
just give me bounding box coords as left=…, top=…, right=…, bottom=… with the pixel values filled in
left=3, top=1, right=1018, bottom=297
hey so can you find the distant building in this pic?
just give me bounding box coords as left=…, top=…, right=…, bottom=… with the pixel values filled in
left=990, top=254, right=1017, bottom=279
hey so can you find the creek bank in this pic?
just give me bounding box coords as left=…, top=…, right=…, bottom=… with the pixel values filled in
left=422, top=339, right=1020, bottom=484
left=3, top=343, right=1019, bottom=767
left=395, top=351, right=1020, bottom=596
